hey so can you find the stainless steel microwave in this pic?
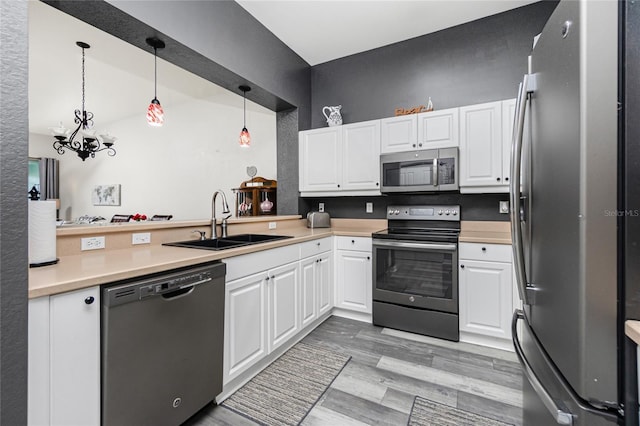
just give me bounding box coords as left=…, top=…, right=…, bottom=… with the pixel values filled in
left=380, top=148, right=459, bottom=193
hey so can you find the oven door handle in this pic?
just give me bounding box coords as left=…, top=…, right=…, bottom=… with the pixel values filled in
left=373, top=240, right=457, bottom=251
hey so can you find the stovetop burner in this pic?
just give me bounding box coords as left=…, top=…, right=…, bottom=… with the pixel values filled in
left=372, top=205, right=461, bottom=243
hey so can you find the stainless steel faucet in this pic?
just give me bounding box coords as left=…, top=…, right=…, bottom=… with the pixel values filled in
left=211, top=189, right=231, bottom=239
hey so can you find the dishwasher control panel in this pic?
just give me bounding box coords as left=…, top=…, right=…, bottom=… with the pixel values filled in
left=103, top=261, right=225, bottom=308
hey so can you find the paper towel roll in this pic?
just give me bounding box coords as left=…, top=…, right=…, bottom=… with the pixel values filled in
left=29, top=200, right=58, bottom=267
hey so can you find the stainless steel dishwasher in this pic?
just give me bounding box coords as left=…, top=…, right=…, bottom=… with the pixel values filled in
left=101, top=261, right=225, bottom=426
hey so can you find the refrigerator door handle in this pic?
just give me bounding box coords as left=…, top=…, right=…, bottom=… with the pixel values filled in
left=510, top=75, right=531, bottom=305
left=512, top=310, right=621, bottom=424
left=512, top=310, right=574, bottom=425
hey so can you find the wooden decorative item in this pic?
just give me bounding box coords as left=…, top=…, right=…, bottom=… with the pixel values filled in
left=394, top=98, right=434, bottom=116
left=233, top=177, right=277, bottom=217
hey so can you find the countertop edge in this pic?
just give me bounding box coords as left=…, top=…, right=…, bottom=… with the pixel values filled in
left=626, top=320, right=640, bottom=345
left=29, top=228, right=378, bottom=299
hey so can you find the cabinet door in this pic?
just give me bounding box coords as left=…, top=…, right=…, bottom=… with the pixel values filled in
left=317, top=252, right=333, bottom=316
left=28, top=297, right=50, bottom=426
left=502, top=99, right=517, bottom=184
left=224, top=273, right=267, bottom=383
left=300, top=256, right=318, bottom=328
left=342, top=120, right=381, bottom=191
left=459, top=101, right=503, bottom=187
left=299, top=127, right=342, bottom=192
left=49, top=287, right=100, bottom=426
left=380, top=114, right=418, bottom=153
left=268, top=262, right=300, bottom=352
left=417, top=107, right=459, bottom=148
left=335, top=250, right=372, bottom=313
left=459, top=259, right=513, bottom=340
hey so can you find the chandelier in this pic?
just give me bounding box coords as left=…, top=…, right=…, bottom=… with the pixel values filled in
left=51, top=41, right=116, bottom=161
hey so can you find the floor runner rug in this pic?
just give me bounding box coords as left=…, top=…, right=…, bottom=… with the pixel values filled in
left=222, top=342, right=350, bottom=426
left=408, top=396, right=514, bottom=426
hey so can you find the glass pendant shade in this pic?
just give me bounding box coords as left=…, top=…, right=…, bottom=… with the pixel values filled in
left=239, top=127, right=251, bottom=147
left=238, top=85, right=251, bottom=148
left=147, top=98, right=164, bottom=127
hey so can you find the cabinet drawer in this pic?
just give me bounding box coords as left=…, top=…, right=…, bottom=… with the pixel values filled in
left=299, top=237, right=332, bottom=258
left=459, top=242, right=511, bottom=263
left=336, top=236, right=372, bottom=252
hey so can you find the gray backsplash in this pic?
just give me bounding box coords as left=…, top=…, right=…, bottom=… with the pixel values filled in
left=300, top=193, right=510, bottom=222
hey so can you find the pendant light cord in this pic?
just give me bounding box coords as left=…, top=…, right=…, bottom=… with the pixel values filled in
left=154, top=47, right=158, bottom=99
left=243, top=90, right=246, bottom=127
left=81, top=45, right=86, bottom=117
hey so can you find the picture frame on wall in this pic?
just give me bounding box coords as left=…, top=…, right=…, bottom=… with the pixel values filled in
left=92, top=184, right=121, bottom=206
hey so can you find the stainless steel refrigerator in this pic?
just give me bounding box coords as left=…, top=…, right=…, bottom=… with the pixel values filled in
left=510, top=0, right=632, bottom=424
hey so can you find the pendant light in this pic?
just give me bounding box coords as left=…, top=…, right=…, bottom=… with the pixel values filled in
left=146, top=37, right=165, bottom=126
left=239, top=85, right=251, bottom=148
left=50, top=41, right=116, bottom=161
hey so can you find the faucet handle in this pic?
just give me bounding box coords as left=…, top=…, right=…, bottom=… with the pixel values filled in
left=192, top=230, right=207, bottom=240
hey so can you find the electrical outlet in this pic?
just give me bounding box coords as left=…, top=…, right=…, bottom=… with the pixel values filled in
left=499, top=201, right=510, bottom=214
left=268, top=222, right=277, bottom=230
left=132, top=232, right=151, bottom=245
left=81, top=236, right=105, bottom=251
left=318, top=203, right=325, bottom=213
left=366, top=202, right=373, bottom=213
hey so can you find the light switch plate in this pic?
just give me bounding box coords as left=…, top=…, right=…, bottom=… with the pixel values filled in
left=366, top=202, right=373, bottom=213
left=499, top=201, right=510, bottom=214
left=268, top=222, right=277, bottom=229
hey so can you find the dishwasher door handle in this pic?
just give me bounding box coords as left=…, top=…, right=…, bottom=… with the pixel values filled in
left=162, top=277, right=211, bottom=301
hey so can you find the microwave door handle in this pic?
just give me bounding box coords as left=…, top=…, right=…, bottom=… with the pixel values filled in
left=373, top=240, right=456, bottom=251
left=510, top=75, right=530, bottom=306
left=432, top=158, right=438, bottom=187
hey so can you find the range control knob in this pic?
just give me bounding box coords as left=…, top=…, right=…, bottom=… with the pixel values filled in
left=452, top=210, right=458, bottom=216
left=394, top=209, right=400, bottom=215
left=438, top=210, right=443, bottom=215
left=445, top=210, right=450, bottom=215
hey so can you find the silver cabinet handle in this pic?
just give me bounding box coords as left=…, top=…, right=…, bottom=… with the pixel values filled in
left=510, top=75, right=530, bottom=306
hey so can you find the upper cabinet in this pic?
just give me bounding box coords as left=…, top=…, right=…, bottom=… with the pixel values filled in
left=380, top=114, right=418, bottom=153
left=459, top=99, right=516, bottom=193
left=299, top=120, right=381, bottom=196
left=381, top=107, right=459, bottom=154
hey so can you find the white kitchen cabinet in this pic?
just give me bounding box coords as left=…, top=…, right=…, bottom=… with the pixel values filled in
left=299, top=127, right=342, bottom=192
left=417, top=107, right=459, bottom=149
left=299, top=121, right=380, bottom=196
left=459, top=243, right=514, bottom=350
left=459, top=99, right=516, bottom=193
left=267, top=262, right=300, bottom=353
left=342, top=120, right=381, bottom=191
left=381, top=114, right=418, bottom=153
left=28, top=286, right=100, bottom=426
left=335, top=237, right=372, bottom=315
left=317, top=252, right=333, bottom=316
left=224, top=272, right=267, bottom=384
left=301, top=251, right=333, bottom=329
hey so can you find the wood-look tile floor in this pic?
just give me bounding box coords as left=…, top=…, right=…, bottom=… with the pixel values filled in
left=185, top=316, right=523, bottom=426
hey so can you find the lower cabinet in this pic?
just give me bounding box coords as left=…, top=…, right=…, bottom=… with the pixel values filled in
left=268, top=262, right=300, bottom=353
left=335, top=237, right=372, bottom=314
left=300, top=251, right=333, bottom=328
left=28, top=286, right=100, bottom=426
left=459, top=243, right=514, bottom=349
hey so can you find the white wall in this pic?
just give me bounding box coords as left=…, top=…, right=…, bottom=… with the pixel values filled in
left=29, top=96, right=277, bottom=221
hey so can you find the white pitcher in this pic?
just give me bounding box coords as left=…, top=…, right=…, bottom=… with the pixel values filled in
left=322, top=105, right=343, bottom=127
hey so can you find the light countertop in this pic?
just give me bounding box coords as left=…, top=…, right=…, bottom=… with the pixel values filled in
left=459, top=221, right=511, bottom=245
left=626, top=321, right=640, bottom=345
left=29, top=218, right=386, bottom=299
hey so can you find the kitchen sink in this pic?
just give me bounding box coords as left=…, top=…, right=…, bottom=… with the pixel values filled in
left=223, top=234, right=293, bottom=243
left=163, top=234, right=292, bottom=251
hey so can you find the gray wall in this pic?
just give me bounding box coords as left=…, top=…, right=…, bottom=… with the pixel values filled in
left=44, top=0, right=312, bottom=215
left=0, top=1, right=29, bottom=424
left=309, top=1, right=558, bottom=129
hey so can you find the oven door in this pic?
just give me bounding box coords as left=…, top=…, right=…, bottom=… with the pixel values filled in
left=372, top=239, right=458, bottom=313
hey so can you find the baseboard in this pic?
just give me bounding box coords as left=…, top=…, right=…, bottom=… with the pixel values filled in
left=459, top=331, right=514, bottom=352
left=331, top=308, right=372, bottom=323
